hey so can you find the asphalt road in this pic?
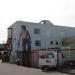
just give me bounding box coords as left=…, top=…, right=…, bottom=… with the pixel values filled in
left=0, top=63, right=72, bottom=75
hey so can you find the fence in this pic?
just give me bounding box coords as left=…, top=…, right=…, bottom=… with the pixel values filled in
left=17, top=49, right=75, bottom=68
left=17, top=51, right=39, bottom=68
left=60, top=49, right=75, bottom=63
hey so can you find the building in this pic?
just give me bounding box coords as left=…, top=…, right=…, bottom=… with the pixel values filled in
left=7, top=20, right=75, bottom=63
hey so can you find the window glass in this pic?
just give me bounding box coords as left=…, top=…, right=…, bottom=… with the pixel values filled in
left=50, top=41, right=53, bottom=45
left=56, top=41, right=58, bottom=45
left=40, top=53, right=54, bottom=59
left=40, top=55, right=46, bottom=58
left=35, top=40, right=41, bottom=46
left=46, top=53, right=54, bottom=59
left=34, top=28, right=40, bottom=34
left=62, top=41, right=63, bottom=45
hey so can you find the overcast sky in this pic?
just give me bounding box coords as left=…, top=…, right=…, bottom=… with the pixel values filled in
left=0, top=0, right=75, bottom=43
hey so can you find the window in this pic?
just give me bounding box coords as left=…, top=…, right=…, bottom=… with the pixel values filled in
left=40, top=53, right=54, bottom=59
left=35, top=40, right=41, bottom=46
left=40, top=55, right=46, bottom=58
left=40, top=21, right=46, bottom=24
left=62, top=41, right=63, bottom=44
left=47, top=53, right=54, bottom=59
left=56, top=41, right=58, bottom=45
left=34, top=28, right=40, bottom=34
left=50, top=41, right=53, bottom=45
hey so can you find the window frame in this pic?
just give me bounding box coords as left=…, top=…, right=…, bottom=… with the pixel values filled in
left=34, top=28, right=40, bottom=34
left=50, top=41, right=53, bottom=45
left=56, top=41, right=58, bottom=45
left=35, top=40, right=41, bottom=46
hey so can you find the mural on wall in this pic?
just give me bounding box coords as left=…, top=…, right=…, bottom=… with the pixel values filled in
left=18, top=25, right=31, bottom=51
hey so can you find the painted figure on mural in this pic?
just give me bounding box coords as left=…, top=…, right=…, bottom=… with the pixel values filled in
left=18, top=25, right=31, bottom=52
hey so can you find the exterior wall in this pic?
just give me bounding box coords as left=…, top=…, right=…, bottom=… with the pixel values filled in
left=8, top=21, right=75, bottom=52
left=8, top=20, right=75, bottom=63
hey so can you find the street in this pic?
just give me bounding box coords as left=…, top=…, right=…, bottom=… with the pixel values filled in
left=0, top=62, right=72, bottom=75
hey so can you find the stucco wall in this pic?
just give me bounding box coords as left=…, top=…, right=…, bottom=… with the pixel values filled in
left=8, top=21, right=75, bottom=52
left=8, top=20, right=75, bottom=63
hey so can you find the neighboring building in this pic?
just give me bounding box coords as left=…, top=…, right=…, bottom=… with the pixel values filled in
left=0, top=44, right=7, bottom=60
left=0, top=44, right=6, bottom=51
left=61, top=36, right=75, bottom=61
left=62, top=36, right=75, bottom=47
left=7, top=20, right=75, bottom=63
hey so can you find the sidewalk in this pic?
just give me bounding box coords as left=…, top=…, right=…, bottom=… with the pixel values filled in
left=69, top=69, right=75, bottom=74
left=0, top=63, right=69, bottom=75
left=58, top=67, right=75, bottom=74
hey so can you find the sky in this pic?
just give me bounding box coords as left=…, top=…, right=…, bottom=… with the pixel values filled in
left=0, top=0, right=75, bottom=43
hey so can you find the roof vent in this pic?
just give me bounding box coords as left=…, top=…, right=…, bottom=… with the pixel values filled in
left=39, top=20, right=53, bottom=25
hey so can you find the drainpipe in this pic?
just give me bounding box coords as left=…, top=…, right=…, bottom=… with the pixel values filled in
left=8, top=28, right=13, bottom=51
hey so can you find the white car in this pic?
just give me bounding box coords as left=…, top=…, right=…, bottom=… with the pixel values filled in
left=39, top=50, right=64, bottom=71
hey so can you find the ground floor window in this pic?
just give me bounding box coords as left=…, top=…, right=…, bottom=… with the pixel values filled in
left=35, top=40, right=41, bottom=46
left=50, top=41, right=53, bottom=45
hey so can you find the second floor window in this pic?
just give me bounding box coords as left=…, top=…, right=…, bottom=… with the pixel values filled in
left=34, top=28, right=40, bottom=34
